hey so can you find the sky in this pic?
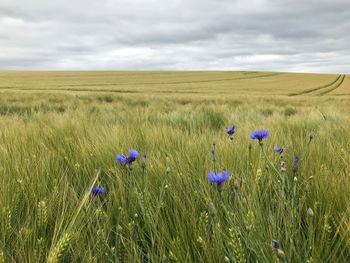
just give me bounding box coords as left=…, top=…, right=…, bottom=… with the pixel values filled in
left=0, top=0, right=349, bottom=73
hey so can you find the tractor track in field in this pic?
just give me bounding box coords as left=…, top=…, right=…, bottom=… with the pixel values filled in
left=318, top=74, right=345, bottom=95
left=288, top=74, right=345, bottom=96
left=53, top=72, right=280, bottom=86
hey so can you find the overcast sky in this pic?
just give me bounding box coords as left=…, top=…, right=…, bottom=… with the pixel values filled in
left=0, top=0, right=349, bottom=73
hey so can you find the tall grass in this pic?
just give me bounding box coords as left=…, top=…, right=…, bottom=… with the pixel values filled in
left=0, top=73, right=349, bottom=262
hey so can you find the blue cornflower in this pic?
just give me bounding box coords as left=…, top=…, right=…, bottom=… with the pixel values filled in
left=116, top=149, right=140, bottom=165
left=250, top=130, right=269, bottom=145
left=274, top=147, right=284, bottom=154
left=250, top=130, right=269, bottom=140
left=208, top=171, right=230, bottom=184
left=91, top=186, right=105, bottom=196
left=116, top=155, right=127, bottom=163
left=226, top=125, right=236, bottom=136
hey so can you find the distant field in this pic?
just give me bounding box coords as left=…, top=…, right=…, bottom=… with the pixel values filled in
left=0, top=71, right=349, bottom=262
left=0, top=71, right=347, bottom=96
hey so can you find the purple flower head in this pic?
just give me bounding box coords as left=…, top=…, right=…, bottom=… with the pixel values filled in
left=226, top=125, right=236, bottom=136
left=250, top=130, right=269, bottom=141
left=272, top=240, right=280, bottom=249
left=91, top=186, right=105, bottom=196
left=129, top=149, right=139, bottom=159
left=116, top=149, right=139, bottom=165
left=292, top=155, right=300, bottom=173
left=141, top=154, right=147, bottom=169
left=211, top=148, right=216, bottom=158
left=208, top=171, right=230, bottom=184
left=274, top=147, right=284, bottom=154
left=211, top=143, right=216, bottom=159
left=272, top=240, right=281, bottom=256
left=142, top=154, right=147, bottom=164
left=116, top=154, right=127, bottom=163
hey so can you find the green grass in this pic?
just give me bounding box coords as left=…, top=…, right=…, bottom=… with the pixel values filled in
left=0, top=71, right=349, bottom=262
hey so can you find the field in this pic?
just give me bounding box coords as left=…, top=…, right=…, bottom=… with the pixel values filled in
left=0, top=71, right=349, bottom=262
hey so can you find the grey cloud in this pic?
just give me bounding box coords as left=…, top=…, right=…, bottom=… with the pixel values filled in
left=0, top=0, right=349, bottom=73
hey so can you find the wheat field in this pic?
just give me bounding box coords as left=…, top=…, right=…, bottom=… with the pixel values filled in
left=0, top=71, right=349, bottom=262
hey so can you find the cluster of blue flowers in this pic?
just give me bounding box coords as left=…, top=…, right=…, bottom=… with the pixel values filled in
left=207, top=125, right=299, bottom=189
left=92, top=149, right=141, bottom=196
left=88, top=123, right=302, bottom=260
left=116, top=149, right=140, bottom=165
left=208, top=127, right=270, bottom=186
left=92, top=124, right=300, bottom=196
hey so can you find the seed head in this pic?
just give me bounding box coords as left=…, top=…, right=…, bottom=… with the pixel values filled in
left=307, top=208, right=314, bottom=217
